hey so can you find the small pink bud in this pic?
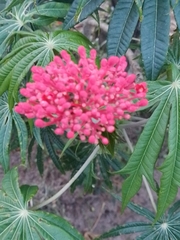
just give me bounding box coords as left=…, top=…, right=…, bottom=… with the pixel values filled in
left=107, top=126, right=115, bottom=133
left=83, top=129, right=91, bottom=136
left=14, top=105, right=24, bottom=114
left=73, top=124, right=81, bottom=131
left=90, top=49, right=97, bottom=59
left=67, top=131, right=74, bottom=139
left=78, top=46, right=86, bottom=58
left=54, top=128, right=64, bottom=135
left=35, top=119, right=46, bottom=127
left=88, top=135, right=96, bottom=144
left=20, top=88, right=31, bottom=97
left=108, top=56, right=119, bottom=66
left=101, top=137, right=109, bottom=145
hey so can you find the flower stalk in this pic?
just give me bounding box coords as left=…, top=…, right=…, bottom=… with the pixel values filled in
left=32, top=145, right=100, bottom=210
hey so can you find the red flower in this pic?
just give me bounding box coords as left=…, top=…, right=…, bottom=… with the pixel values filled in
left=14, top=46, right=148, bottom=144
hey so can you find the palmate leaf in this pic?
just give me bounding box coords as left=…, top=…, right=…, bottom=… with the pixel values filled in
left=120, top=72, right=180, bottom=219
left=107, top=0, right=139, bottom=56
left=29, top=1, right=70, bottom=18
left=45, top=127, right=76, bottom=160
left=0, top=93, right=12, bottom=172
left=0, top=0, right=34, bottom=56
left=36, top=144, right=44, bottom=175
left=167, top=32, right=180, bottom=66
left=0, top=29, right=91, bottom=106
left=97, top=222, right=152, bottom=239
left=98, top=191, right=180, bottom=239
left=31, top=16, right=58, bottom=26
left=33, top=126, right=44, bottom=150
left=63, top=0, right=104, bottom=30
left=145, top=80, right=172, bottom=108
left=12, top=111, right=28, bottom=163
left=41, top=128, right=64, bottom=172
left=168, top=200, right=180, bottom=218
left=20, top=185, right=38, bottom=204
left=0, top=168, right=84, bottom=240
left=98, top=155, right=112, bottom=188
left=1, top=0, right=24, bottom=12
left=156, top=88, right=180, bottom=220
left=0, top=1, right=5, bottom=11
left=106, top=191, right=155, bottom=221
left=120, top=97, right=171, bottom=211
left=82, top=161, right=95, bottom=192
left=141, top=0, right=170, bottom=80
left=0, top=93, right=29, bottom=171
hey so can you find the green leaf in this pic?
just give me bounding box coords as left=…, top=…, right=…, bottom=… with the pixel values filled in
left=31, top=16, right=57, bottom=26
left=146, top=80, right=172, bottom=108
left=1, top=0, right=24, bottom=12
left=98, top=155, right=112, bottom=188
left=168, top=200, right=180, bottom=218
left=0, top=30, right=91, bottom=105
left=36, top=144, right=44, bottom=175
left=141, top=0, right=170, bottom=79
left=97, top=222, right=152, bottom=239
left=100, top=190, right=180, bottom=239
left=99, top=131, right=117, bottom=156
left=156, top=89, right=180, bottom=220
left=104, top=154, right=123, bottom=172
left=1, top=167, right=24, bottom=205
left=0, top=93, right=12, bottom=172
left=0, top=168, right=84, bottom=240
left=137, top=231, right=169, bottom=240
left=120, top=97, right=171, bottom=211
left=41, top=128, right=64, bottom=172
left=28, top=137, right=35, bottom=163
left=107, top=0, right=139, bottom=56
left=0, top=1, right=6, bottom=11
left=171, top=0, right=180, bottom=30
left=33, top=126, right=44, bottom=150
left=0, top=1, right=34, bottom=56
left=135, top=0, right=143, bottom=21
left=82, top=161, right=94, bottom=192
left=63, top=0, right=104, bottom=30
left=46, top=127, right=80, bottom=160
left=20, top=185, right=38, bottom=204
left=12, top=111, right=28, bottom=163
left=59, top=134, right=77, bottom=158
left=167, top=32, right=180, bottom=66
left=106, top=191, right=155, bottom=221
left=29, top=2, right=70, bottom=18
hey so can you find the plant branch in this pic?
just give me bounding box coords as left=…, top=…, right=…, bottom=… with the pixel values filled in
left=32, top=145, right=100, bottom=210
left=120, top=119, right=148, bottom=128
left=122, top=128, right=157, bottom=213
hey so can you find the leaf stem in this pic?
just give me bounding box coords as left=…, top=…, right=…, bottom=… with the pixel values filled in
left=122, top=128, right=157, bottom=213
left=120, top=119, right=148, bottom=128
left=31, top=145, right=100, bottom=210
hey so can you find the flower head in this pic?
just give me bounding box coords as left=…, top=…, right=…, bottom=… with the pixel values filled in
left=14, top=46, right=148, bottom=144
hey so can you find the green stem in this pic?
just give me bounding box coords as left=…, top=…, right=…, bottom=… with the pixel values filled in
left=32, top=145, right=100, bottom=210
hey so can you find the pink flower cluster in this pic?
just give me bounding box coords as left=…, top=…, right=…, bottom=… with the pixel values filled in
left=14, top=46, right=148, bottom=145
